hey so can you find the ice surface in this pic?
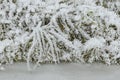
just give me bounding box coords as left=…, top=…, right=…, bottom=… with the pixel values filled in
left=0, top=63, right=120, bottom=80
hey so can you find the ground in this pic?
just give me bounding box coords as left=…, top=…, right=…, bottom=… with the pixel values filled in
left=0, top=63, right=120, bottom=80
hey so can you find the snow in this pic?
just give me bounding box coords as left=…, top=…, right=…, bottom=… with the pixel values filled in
left=0, top=0, right=120, bottom=67
left=0, top=63, right=120, bottom=80
left=0, top=39, right=12, bottom=53
left=84, top=37, right=105, bottom=51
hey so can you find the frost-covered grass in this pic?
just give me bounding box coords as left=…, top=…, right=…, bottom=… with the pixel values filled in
left=0, top=0, right=120, bottom=69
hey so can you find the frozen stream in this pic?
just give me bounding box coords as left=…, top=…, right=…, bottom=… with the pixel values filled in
left=0, top=63, right=120, bottom=80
